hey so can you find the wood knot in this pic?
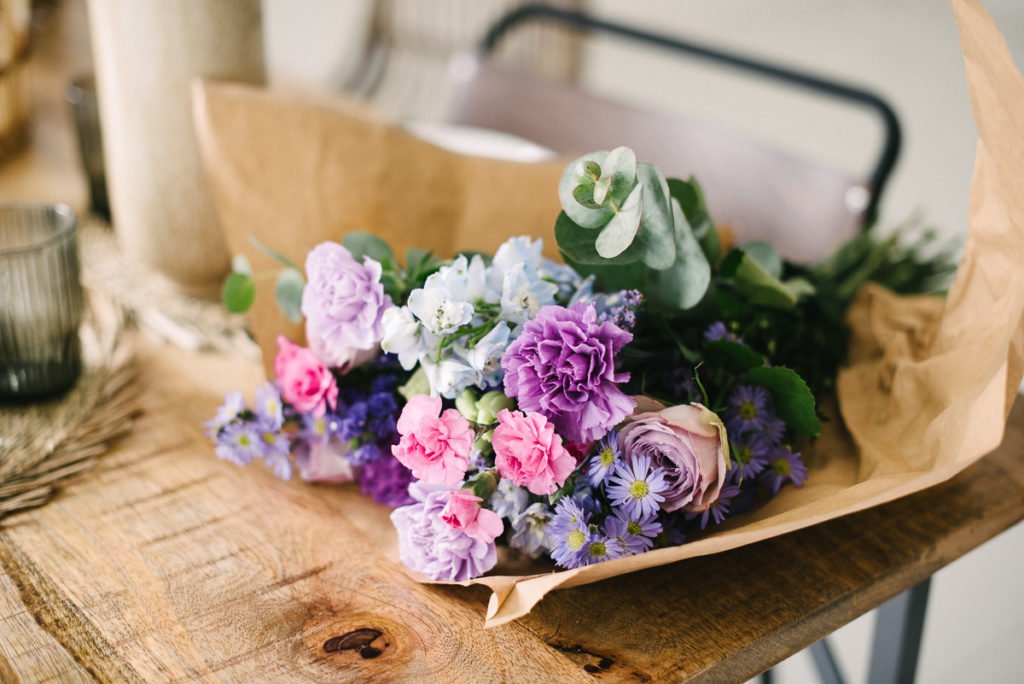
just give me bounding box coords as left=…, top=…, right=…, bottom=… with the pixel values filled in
left=323, top=628, right=386, bottom=659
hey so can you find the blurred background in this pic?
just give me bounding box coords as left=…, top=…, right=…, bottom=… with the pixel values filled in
left=1, top=0, right=1021, bottom=681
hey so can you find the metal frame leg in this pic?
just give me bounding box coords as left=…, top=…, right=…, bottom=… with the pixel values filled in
left=868, top=578, right=932, bottom=684
left=808, top=639, right=846, bottom=684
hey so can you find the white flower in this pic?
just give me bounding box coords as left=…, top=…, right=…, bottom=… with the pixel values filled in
left=407, top=283, right=474, bottom=335
left=380, top=307, right=422, bottom=370
left=490, top=477, right=529, bottom=519
left=420, top=350, right=478, bottom=398
left=500, top=262, right=558, bottom=324
left=462, top=321, right=511, bottom=389
left=489, top=236, right=544, bottom=292
left=509, top=503, right=555, bottom=558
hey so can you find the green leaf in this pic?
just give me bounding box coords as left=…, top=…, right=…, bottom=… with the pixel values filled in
left=231, top=254, right=252, bottom=276
left=731, top=251, right=800, bottom=309
left=745, top=366, right=820, bottom=436
left=555, top=211, right=644, bottom=266
left=719, top=248, right=744, bottom=277
left=741, top=241, right=783, bottom=279
left=563, top=252, right=647, bottom=292
left=704, top=339, right=764, bottom=373
left=599, top=146, right=637, bottom=205
left=595, top=183, right=643, bottom=258
left=222, top=272, right=256, bottom=314
left=559, top=151, right=614, bottom=229
left=249, top=236, right=300, bottom=270
left=343, top=231, right=395, bottom=266
left=645, top=199, right=711, bottom=310
left=633, top=163, right=676, bottom=270
left=548, top=475, right=576, bottom=507
left=668, top=177, right=720, bottom=266
left=275, top=268, right=305, bottom=323
left=398, top=366, right=430, bottom=400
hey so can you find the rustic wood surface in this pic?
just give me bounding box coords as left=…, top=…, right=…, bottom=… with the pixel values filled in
left=3, top=2, right=1024, bottom=682
left=0, top=335, right=1022, bottom=683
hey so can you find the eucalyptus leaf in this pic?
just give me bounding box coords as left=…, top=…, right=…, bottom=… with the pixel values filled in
left=668, top=177, right=720, bottom=266
left=595, top=183, right=643, bottom=259
left=559, top=151, right=614, bottom=228
left=741, top=241, right=783, bottom=279
left=222, top=272, right=256, bottom=314
left=634, top=162, right=676, bottom=270
left=343, top=231, right=395, bottom=266
left=645, top=199, right=711, bottom=310
left=745, top=365, right=820, bottom=436
left=555, top=211, right=644, bottom=266
left=573, top=183, right=601, bottom=209
left=275, top=268, right=306, bottom=323
left=600, top=146, right=637, bottom=205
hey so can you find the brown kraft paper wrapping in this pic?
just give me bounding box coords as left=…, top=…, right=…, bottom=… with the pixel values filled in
left=193, top=0, right=1024, bottom=628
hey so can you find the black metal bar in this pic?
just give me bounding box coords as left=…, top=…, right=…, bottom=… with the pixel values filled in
left=759, top=667, right=775, bottom=684
left=809, top=639, right=847, bottom=684
left=480, top=3, right=901, bottom=226
left=867, top=578, right=932, bottom=684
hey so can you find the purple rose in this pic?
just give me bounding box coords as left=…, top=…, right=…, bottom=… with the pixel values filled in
left=390, top=482, right=496, bottom=581
left=617, top=403, right=729, bottom=512
left=501, top=303, right=635, bottom=443
left=302, top=242, right=390, bottom=371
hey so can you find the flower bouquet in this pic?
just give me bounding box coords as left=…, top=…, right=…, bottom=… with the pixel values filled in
left=208, top=146, right=955, bottom=584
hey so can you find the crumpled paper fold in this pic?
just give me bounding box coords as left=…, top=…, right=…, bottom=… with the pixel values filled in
left=193, top=0, right=1023, bottom=627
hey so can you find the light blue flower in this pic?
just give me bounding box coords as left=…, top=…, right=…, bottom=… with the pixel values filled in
left=509, top=502, right=554, bottom=558
left=489, top=236, right=543, bottom=291
left=463, top=321, right=511, bottom=389
left=420, top=350, right=478, bottom=399
left=407, top=283, right=474, bottom=336
left=499, top=262, right=558, bottom=325
left=490, top=477, right=529, bottom=519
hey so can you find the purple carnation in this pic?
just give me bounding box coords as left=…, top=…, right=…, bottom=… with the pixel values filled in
left=390, top=482, right=496, bottom=580
left=302, top=242, right=390, bottom=368
left=358, top=455, right=415, bottom=507
left=501, top=303, right=635, bottom=444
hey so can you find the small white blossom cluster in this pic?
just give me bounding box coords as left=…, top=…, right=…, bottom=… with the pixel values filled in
left=381, top=237, right=584, bottom=398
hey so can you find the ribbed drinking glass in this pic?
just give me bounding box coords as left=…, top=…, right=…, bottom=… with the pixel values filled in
left=0, top=204, right=83, bottom=400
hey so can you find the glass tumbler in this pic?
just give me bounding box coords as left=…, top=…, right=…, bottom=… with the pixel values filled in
left=0, top=204, right=84, bottom=400
left=66, top=76, right=111, bottom=221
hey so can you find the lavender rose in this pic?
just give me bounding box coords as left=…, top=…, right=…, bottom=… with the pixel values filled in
left=390, top=482, right=497, bottom=581
left=302, top=242, right=390, bottom=370
left=618, top=403, right=730, bottom=512
left=501, top=303, right=635, bottom=444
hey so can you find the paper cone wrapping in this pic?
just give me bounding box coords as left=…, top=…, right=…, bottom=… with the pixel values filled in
left=193, top=0, right=1023, bottom=627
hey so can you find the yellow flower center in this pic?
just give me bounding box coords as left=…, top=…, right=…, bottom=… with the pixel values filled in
left=262, top=432, right=277, bottom=445
left=626, top=520, right=642, bottom=536
left=736, top=445, right=752, bottom=464
left=600, top=446, right=616, bottom=468
left=629, top=480, right=650, bottom=499
left=314, top=418, right=326, bottom=436
left=237, top=434, right=251, bottom=447
left=739, top=401, right=757, bottom=420
left=589, top=541, right=608, bottom=558
left=773, top=458, right=791, bottom=475
left=567, top=529, right=587, bottom=551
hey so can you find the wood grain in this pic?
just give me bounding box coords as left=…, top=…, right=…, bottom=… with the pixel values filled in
left=0, top=335, right=1021, bottom=683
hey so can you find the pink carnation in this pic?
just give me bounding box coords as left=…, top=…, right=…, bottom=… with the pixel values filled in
left=392, top=395, right=473, bottom=486
left=492, top=409, right=575, bottom=495
left=440, top=490, right=503, bottom=544
left=273, top=336, right=337, bottom=417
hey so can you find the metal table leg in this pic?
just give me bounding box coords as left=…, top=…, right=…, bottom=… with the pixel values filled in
left=867, top=578, right=932, bottom=684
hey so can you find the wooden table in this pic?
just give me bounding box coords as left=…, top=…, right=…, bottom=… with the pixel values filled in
left=3, top=3, right=1024, bottom=682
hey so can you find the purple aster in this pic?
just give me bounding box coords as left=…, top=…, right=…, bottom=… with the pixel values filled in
left=579, top=534, right=627, bottom=566
left=728, top=432, right=772, bottom=483
left=704, top=321, right=739, bottom=342
left=547, top=496, right=590, bottom=538
left=726, top=385, right=773, bottom=433
left=358, top=455, right=415, bottom=507
left=206, top=391, right=245, bottom=437
left=550, top=525, right=594, bottom=569
left=653, top=511, right=687, bottom=548
left=253, top=382, right=284, bottom=431
left=390, top=482, right=496, bottom=580
left=687, top=484, right=741, bottom=529
left=501, top=303, right=635, bottom=444
left=759, top=415, right=787, bottom=446
left=603, top=508, right=662, bottom=555
left=587, top=430, right=622, bottom=487
left=256, top=424, right=292, bottom=480
left=338, top=400, right=369, bottom=440
left=214, top=421, right=263, bottom=466
left=606, top=454, right=668, bottom=519
left=761, top=446, right=808, bottom=494
left=299, top=411, right=344, bottom=444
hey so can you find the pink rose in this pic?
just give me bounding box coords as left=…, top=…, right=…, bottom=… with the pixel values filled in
left=392, top=395, right=473, bottom=486
left=274, top=336, right=338, bottom=417
left=618, top=403, right=729, bottom=512
left=492, top=409, right=575, bottom=495
left=440, top=490, right=503, bottom=544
